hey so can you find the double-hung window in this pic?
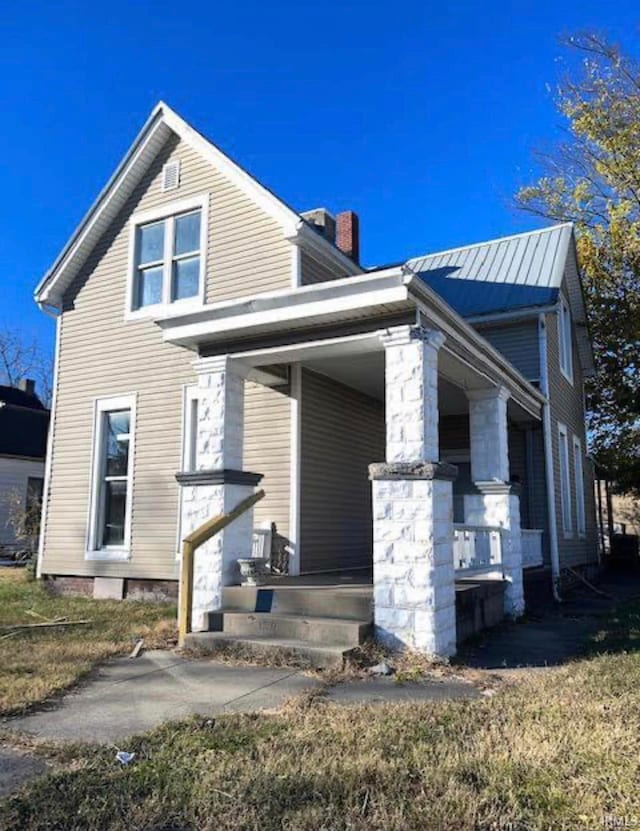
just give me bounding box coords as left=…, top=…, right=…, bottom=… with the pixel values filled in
left=129, top=195, right=207, bottom=315
left=87, top=395, right=136, bottom=559
left=558, top=423, right=572, bottom=537
left=572, top=435, right=586, bottom=536
left=558, top=296, right=573, bottom=383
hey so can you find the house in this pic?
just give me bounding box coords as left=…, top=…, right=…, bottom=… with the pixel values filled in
left=34, top=102, right=597, bottom=661
left=0, top=380, right=49, bottom=556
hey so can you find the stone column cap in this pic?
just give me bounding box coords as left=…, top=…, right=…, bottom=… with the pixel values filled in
left=369, top=461, right=458, bottom=481
left=175, top=469, right=263, bottom=486
left=474, top=479, right=520, bottom=496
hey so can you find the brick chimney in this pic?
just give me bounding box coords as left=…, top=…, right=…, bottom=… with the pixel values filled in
left=335, top=211, right=360, bottom=264
left=18, top=378, right=36, bottom=396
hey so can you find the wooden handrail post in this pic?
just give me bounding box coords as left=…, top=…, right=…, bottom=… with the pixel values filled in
left=178, top=540, right=194, bottom=646
left=177, top=488, right=265, bottom=647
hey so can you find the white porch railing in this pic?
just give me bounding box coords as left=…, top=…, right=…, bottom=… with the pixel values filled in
left=453, top=524, right=503, bottom=575
left=521, top=529, right=544, bottom=568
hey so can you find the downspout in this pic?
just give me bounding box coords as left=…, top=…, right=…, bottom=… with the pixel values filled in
left=538, top=312, right=562, bottom=601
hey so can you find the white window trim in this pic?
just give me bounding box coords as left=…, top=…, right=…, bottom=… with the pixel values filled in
left=572, top=434, right=586, bottom=537
left=176, top=384, right=200, bottom=557
left=558, top=422, right=572, bottom=538
left=86, top=393, right=137, bottom=561
left=125, top=193, right=209, bottom=321
left=558, top=295, right=574, bottom=384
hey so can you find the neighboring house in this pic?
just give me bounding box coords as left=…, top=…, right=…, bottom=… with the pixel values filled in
left=34, top=102, right=597, bottom=660
left=0, top=381, right=49, bottom=555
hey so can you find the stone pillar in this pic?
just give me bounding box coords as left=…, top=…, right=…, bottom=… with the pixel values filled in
left=370, top=462, right=458, bottom=657
left=371, top=325, right=457, bottom=658
left=466, top=387, right=524, bottom=617
left=382, top=324, right=444, bottom=463
left=176, top=356, right=260, bottom=631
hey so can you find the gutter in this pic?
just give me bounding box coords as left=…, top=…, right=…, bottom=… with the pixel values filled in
left=538, top=311, right=562, bottom=601
left=466, top=304, right=558, bottom=326
left=37, top=300, right=61, bottom=319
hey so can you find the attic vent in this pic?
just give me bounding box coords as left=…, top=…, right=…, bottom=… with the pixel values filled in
left=161, top=160, right=181, bottom=192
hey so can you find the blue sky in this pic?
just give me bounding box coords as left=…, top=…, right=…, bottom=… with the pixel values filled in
left=2, top=1, right=639, bottom=359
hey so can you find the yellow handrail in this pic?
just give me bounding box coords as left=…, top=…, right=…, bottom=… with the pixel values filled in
left=178, top=488, right=265, bottom=646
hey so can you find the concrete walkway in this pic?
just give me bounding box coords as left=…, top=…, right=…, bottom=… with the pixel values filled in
left=6, top=650, right=322, bottom=743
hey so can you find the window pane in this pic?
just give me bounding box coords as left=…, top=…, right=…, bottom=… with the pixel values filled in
left=138, top=221, right=165, bottom=265
left=138, top=266, right=163, bottom=307
left=102, top=480, right=127, bottom=546
left=105, top=411, right=130, bottom=476
left=172, top=257, right=200, bottom=300
left=174, top=212, right=201, bottom=255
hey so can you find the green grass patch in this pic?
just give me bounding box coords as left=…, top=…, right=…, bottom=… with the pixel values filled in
left=0, top=571, right=175, bottom=715
left=2, top=614, right=640, bottom=829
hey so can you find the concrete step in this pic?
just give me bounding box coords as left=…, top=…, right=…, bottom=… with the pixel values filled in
left=221, top=586, right=373, bottom=621
left=207, top=611, right=371, bottom=646
left=184, top=632, right=352, bottom=669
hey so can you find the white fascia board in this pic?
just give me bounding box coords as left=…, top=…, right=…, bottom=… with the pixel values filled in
left=36, top=112, right=169, bottom=307
left=160, top=280, right=409, bottom=346
left=35, top=100, right=363, bottom=310
left=160, top=105, right=300, bottom=235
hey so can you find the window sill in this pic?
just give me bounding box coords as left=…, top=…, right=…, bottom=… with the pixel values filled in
left=85, top=548, right=131, bottom=562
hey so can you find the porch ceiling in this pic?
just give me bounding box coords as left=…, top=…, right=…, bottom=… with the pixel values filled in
left=303, top=352, right=471, bottom=416
left=300, top=352, right=534, bottom=422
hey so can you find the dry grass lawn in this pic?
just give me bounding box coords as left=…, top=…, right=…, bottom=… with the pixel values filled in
left=1, top=588, right=639, bottom=830
left=0, top=570, right=176, bottom=715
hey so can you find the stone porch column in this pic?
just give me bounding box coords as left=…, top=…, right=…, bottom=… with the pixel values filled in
left=465, top=387, right=524, bottom=617
left=370, top=325, right=458, bottom=658
left=176, top=356, right=260, bottom=631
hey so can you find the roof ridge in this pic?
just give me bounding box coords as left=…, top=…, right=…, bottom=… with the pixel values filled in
left=408, top=222, right=573, bottom=265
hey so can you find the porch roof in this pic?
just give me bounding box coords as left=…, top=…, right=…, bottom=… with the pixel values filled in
left=157, top=267, right=545, bottom=421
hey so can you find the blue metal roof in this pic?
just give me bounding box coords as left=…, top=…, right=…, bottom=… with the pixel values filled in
left=407, top=223, right=573, bottom=318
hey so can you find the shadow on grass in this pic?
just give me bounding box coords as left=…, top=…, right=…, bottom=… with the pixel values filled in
left=585, top=598, right=640, bottom=657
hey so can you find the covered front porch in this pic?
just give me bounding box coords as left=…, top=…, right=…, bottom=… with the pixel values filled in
left=160, top=267, right=545, bottom=659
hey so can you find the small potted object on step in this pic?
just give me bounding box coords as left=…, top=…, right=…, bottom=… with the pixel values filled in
left=237, top=557, right=269, bottom=586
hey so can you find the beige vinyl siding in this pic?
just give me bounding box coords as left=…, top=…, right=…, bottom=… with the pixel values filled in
left=244, top=381, right=291, bottom=540
left=300, top=250, right=348, bottom=285
left=474, top=320, right=540, bottom=383
left=42, top=131, right=294, bottom=580
left=299, top=370, right=385, bottom=572
left=545, top=267, right=598, bottom=568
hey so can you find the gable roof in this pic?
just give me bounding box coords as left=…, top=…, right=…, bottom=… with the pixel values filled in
left=35, top=102, right=360, bottom=308
left=406, top=223, right=573, bottom=318
left=0, top=385, right=45, bottom=411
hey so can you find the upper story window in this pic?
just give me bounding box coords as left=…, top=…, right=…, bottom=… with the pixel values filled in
left=558, top=295, right=573, bottom=383
left=127, top=194, right=208, bottom=318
